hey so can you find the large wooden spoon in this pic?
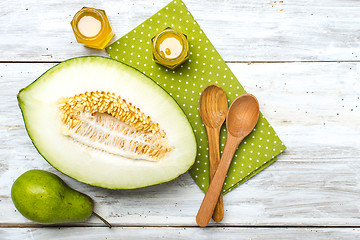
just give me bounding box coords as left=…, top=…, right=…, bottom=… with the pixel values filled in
left=199, top=85, right=228, bottom=222
left=196, top=94, right=260, bottom=227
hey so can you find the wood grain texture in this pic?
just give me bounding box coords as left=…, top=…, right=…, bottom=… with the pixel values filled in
left=1, top=227, right=360, bottom=240
left=1, top=0, right=360, bottom=62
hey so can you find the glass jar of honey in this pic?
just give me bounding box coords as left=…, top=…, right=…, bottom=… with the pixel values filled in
left=71, top=7, right=114, bottom=50
left=152, top=28, right=189, bottom=70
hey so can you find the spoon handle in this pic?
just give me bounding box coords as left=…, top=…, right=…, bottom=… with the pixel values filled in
left=206, top=127, right=224, bottom=222
left=196, top=134, right=242, bottom=227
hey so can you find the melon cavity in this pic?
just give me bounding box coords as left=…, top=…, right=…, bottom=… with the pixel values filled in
left=18, top=57, right=197, bottom=189
left=58, top=91, right=172, bottom=162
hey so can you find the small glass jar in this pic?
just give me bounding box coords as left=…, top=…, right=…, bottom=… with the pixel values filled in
left=71, top=7, right=114, bottom=50
left=152, top=28, right=189, bottom=70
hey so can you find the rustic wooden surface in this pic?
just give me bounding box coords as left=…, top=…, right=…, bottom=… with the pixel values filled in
left=1, top=0, right=360, bottom=239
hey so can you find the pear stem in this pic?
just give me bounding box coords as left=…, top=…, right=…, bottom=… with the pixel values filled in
left=93, top=211, right=112, bottom=228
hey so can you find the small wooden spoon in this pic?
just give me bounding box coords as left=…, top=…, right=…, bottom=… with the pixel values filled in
left=196, top=94, right=260, bottom=227
left=199, top=85, right=228, bottom=222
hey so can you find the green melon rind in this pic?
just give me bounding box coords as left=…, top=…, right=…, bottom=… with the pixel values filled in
left=18, top=56, right=197, bottom=189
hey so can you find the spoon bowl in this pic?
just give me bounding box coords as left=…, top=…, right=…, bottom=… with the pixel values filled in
left=199, top=85, right=228, bottom=128
left=227, top=94, right=259, bottom=138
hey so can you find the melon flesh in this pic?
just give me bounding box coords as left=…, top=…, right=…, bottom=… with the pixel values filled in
left=18, top=57, right=196, bottom=189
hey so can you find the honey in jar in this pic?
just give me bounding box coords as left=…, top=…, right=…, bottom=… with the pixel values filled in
left=71, top=7, right=114, bottom=50
left=152, top=28, right=189, bottom=70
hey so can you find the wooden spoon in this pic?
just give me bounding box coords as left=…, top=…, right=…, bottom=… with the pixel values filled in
left=199, top=85, right=228, bottom=222
left=196, top=94, right=260, bottom=227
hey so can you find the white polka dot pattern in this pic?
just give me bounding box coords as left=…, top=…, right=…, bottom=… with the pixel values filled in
left=106, top=0, right=286, bottom=194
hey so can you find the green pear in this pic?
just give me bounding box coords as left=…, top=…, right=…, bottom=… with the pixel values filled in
left=11, top=170, right=94, bottom=224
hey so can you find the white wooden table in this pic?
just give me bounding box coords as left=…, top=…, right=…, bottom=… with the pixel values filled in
left=1, top=0, right=360, bottom=239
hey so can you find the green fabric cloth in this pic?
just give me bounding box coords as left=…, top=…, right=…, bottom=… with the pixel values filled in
left=106, top=0, right=286, bottom=194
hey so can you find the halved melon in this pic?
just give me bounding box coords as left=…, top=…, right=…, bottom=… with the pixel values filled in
left=18, top=57, right=196, bottom=189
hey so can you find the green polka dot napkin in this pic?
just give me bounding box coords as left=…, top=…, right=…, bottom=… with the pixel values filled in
left=106, top=0, right=286, bottom=194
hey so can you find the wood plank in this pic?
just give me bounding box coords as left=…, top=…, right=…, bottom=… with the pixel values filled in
left=0, top=227, right=359, bottom=240
left=1, top=0, right=360, bottom=62
left=0, top=62, right=359, bottom=227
